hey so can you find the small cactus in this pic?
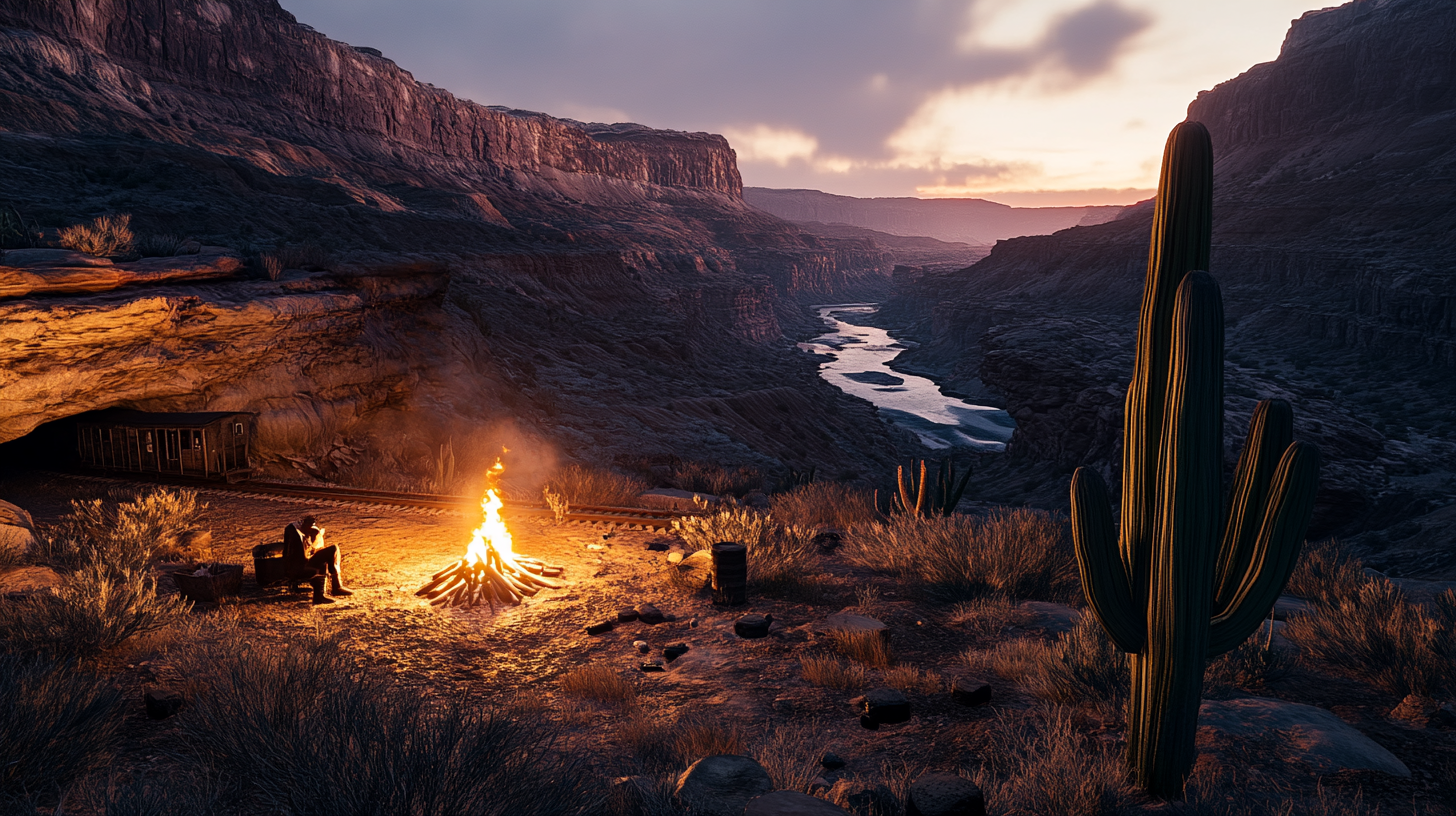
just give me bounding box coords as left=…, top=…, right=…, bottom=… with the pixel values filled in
left=889, top=458, right=972, bottom=517
left=1069, top=122, right=1320, bottom=798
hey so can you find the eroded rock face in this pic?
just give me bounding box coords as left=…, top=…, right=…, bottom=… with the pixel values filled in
left=0, top=0, right=952, bottom=481
left=880, top=0, right=1456, bottom=560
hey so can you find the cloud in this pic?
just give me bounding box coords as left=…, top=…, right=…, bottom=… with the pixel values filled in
left=1043, top=1, right=1153, bottom=76
left=720, top=125, right=818, bottom=167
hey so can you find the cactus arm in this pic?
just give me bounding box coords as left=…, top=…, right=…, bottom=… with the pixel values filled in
left=1071, top=467, right=1145, bottom=653
left=896, top=465, right=912, bottom=516
left=1120, top=122, right=1215, bottom=613
left=945, top=462, right=973, bottom=517
left=1207, top=442, right=1320, bottom=656
left=914, top=460, right=928, bottom=517
left=1213, top=399, right=1294, bottom=615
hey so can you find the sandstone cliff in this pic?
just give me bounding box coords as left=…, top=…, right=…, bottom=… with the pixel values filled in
left=881, top=0, right=1456, bottom=576
left=0, top=0, right=957, bottom=485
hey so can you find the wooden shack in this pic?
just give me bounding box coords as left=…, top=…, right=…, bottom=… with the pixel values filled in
left=76, top=410, right=256, bottom=481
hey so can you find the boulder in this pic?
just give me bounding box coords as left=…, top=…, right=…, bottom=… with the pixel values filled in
left=618, top=608, right=640, bottom=622
left=858, top=687, right=911, bottom=724
left=663, top=643, right=690, bottom=661
left=745, top=790, right=851, bottom=816
left=0, top=500, right=39, bottom=561
left=906, top=773, right=986, bottom=816
left=951, top=676, right=992, bottom=707
left=0, top=565, right=60, bottom=598
left=675, top=754, right=772, bottom=816
left=1271, top=595, right=1311, bottom=620
left=735, top=613, right=773, bottom=638
left=820, top=751, right=846, bottom=770
left=1199, top=697, right=1411, bottom=777
left=636, top=603, right=666, bottom=624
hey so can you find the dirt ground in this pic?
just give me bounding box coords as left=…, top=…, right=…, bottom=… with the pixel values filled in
left=3, top=472, right=1454, bottom=814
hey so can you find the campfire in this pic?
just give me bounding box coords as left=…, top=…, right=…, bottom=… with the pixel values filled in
left=415, top=459, right=564, bottom=609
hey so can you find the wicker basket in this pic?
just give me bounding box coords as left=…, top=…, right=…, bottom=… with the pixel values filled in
left=171, top=564, right=244, bottom=602
left=253, top=542, right=288, bottom=587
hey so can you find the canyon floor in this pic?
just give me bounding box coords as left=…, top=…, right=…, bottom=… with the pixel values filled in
left=2, top=473, right=1452, bottom=816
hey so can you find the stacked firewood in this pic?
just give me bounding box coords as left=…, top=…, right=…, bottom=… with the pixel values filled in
left=415, top=551, right=564, bottom=610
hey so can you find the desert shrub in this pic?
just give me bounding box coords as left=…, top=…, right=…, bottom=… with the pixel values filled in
left=828, top=629, right=893, bottom=668
left=0, top=555, right=190, bottom=657
left=257, top=253, right=283, bottom=281
left=0, top=204, right=41, bottom=249
left=672, top=505, right=773, bottom=553
left=58, top=214, right=134, bottom=257
left=38, top=488, right=204, bottom=571
left=669, top=461, right=762, bottom=497
left=545, top=464, right=647, bottom=507
left=971, top=615, right=1129, bottom=714
left=176, top=634, right=595, bottom=816
left=769, top=481, right=879, bottom=530
left=617, top=712, right=747, bottom=773
left=969, top=709, right=1134, bottom=816
left=881, top=664, right=943, bottom=694
left=134, top=232, right=188, bottom=257
left=275, top=242, right=334, bottom=271
left=1284, top=575, right=1456, bottom=696
left=800, top=654, right=868, bottom=690
left=750, top=524, right=821, bottom=599
left=1285, top=539, right=1365, bottom=605
left=0, top=654, right=124, bottom=802
left=752, top=720, right=828, bottom=793
left=559, top=664, right=637, bottom=707
left=1204, top=621, right=1292, bottom=697
left=847, top=508, right=1077, bottom=602
left=948, top=595, right=1028, bottom=640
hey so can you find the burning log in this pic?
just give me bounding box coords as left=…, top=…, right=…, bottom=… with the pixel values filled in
left=416, top=458, right=564, bottom=610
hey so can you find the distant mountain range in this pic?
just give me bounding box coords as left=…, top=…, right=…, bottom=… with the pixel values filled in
left=744, top=187, right=1125, bottom=246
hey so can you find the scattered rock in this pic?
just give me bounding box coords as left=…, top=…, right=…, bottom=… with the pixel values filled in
left=820, top=751, right=846, bottom=770
left=637, top=603, right=666, bottom=624
left=633, top=640, right=650, bottom=654
left=0, top=500, right=40, bottom=562
left=818, top=612, right=889, bottom=640
left=586, top=543, right=606, bottom=551
left=905, top=772, right=986, bottom=816
left=585, top=620, right=615, bottom=635
left=664, top=613, right=678, bottom=622
left=675, top=755, right=772, bottom=816
left=951, top=676, right=992, bottom=707
left=859, top=688, right=911, bottom=725
left=618, top=608, right=640, bottom=623
left=735, top=613, right=773, bottom=638
left=144, top=688, right=184, bottom=720
left=640, top=661, right=665, bottom=673
left=664, top=643, right=690, bottom=661
left=1199, top=697, right=1411, bottom=777
left=745, top=790, right=851, bottom=815
left=667, top=549, right=686, bottom=565
left=645, top=537, right=675, bottom=552
left=1389, top=695, right=1456, bottom=729
left=0, top=565, right=61, bottom=598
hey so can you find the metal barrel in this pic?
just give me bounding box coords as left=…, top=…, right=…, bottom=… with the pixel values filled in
left=710, top=541, right=748, bottom=605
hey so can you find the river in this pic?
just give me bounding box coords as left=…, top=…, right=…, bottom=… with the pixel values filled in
left=798, top=304, right=1015, bottom=451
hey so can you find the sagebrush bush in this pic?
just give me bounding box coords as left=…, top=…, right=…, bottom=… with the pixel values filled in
left=0, top=654, right=124, bottom=802
left=545, top=464, right=647, bottom=507
left=1284, top=575, right=1456, bottom=696
left=971, top=615, right=1129, bottom=714
left=769, top=481, right=879, bottom=530
left=847, top=508, right=1077, bottom=602
left=58, top=214, right=134, bottom=257
left=1285, top=539, right=1365, bottom=605
left=559, top=664, right=637, bottom=707
left=135, top=232, right=187, bottom=257
left=177, top=633, right=595, bottom=816
left=0, top=554, right=190, bottom=656
left=39, top=488, right=204, bottom=571
left=672, top=505, right=773, bottom=553
left=969, top=709, right=1134, bottom=816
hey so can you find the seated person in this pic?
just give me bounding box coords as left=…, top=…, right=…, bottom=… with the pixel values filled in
left=282, top=515, right=353, bottom=604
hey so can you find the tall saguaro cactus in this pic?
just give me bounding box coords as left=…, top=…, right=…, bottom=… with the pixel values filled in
left=1069, top=121, right=1321, bottom=798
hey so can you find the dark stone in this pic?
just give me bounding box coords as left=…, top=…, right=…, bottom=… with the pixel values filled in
left=663, top=643, right=690, bottom=661
left=745, top=790, right=851, bottom=815
left=951, top=676, right=993, bottom=707
left=859, top=715, right=879, bottom=730
left=585, top=620, right=615, bottom=635
left=821, top=751, right=846, bottom=770
left=675, top=755, right=773, bottom=816
left=906, top=772, right=986, bottom=816
left=618, top=608, right=639, bottom=622
left=735, top=613, right=773, bottom=638
left=640, top=661, right=666, bottom=672
left=645, top=537, right=675, bottom=552
left=860, top=688, right=910, bottom=724
left=637, top=603, right=666, bottom=624
left=812, top=528, right=843, bottom=553
left=144, top=688, right=184, bottom=720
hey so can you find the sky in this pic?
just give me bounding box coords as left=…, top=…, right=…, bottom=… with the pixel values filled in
left=285, top=0, right=1326, bottom=206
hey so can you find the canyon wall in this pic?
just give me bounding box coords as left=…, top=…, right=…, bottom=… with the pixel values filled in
left=882, top=0, right=1456, bottom=575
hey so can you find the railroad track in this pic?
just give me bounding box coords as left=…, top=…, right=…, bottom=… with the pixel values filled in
left=44, top=471, right=696, bottom=530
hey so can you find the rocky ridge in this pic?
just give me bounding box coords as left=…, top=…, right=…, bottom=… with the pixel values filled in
left=880, top=0, right=1456, bottom=574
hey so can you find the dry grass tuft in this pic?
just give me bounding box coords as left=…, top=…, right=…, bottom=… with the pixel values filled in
left=0, top=654, right=124, bottom=804
left=58, top=214, right=133, bottom=257
left=881, top=664, right=943, bottom=694
left=800, top=654, right=868, bottom=690
left=970, top=614, right=1128, bottom=715
left=846, top=508, right=1076, bottom=602
left=828, top=629, right=893, bottom=668
left=948, top=595, right=1028, bottom=640
left=545, top=464, right=648, bottom=507
left=1285, top=539, right=1365, bottom=605
left=1204, top=620, right=1292, bottom=697
left=617, top=712, right=748, bottom=772
left=275, top=242, right=334, bottom=271
left=559, top=665, right=638, bottom=708
left=673, top=507, right=822, bottom=599
left=0, top=555, right=190, bottom=657
left=769, top=482, right=879, bottom=530
left=969, top=709, right=1134, bottom=816
left=669, top=461, right=763, bottom=497
left=753, top=720, right=829, bottom=793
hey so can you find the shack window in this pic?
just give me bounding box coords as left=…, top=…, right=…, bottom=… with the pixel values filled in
left=234, top=422, right=243, bottom=435
left=145, top=431, right=153, bottom=453
left=181, top=432, right=192, bottom=451
left=194, top=431, right=203, bottom=450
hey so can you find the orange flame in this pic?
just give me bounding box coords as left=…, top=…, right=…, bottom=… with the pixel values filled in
left=463, top=458, right=519, bottom=569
